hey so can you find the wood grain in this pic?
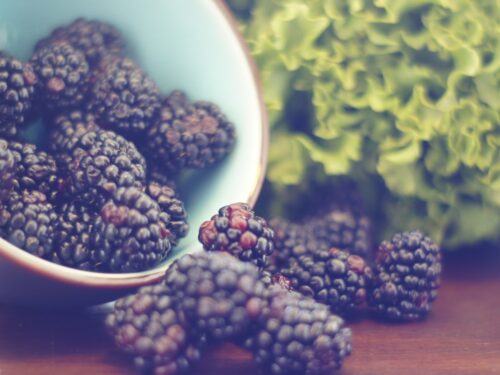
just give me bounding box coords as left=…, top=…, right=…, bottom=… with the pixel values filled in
left=0, top=246, right=499, bottom=375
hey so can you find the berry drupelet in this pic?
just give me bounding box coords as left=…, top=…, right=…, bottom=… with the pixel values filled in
left=260, top=270, right=294, bottom=292
left=106, top=283, right=205, bottom=375
left=0, top=190, right=56, bottom=258
left=87, top=57, right=161, bottom=137
left=244, top=291, right=352, bottom=375
left=51, top=202, right=99, bottom=271
left=0, top=53, right=38, bottom=138
left=0, top=139, right=16, bottom=198
left=145, top=91, right=236, bottom=173
left=199, top=203, right=274, bottom=268
left=31, top=41, right=90, bottom=111
left=280, top=248, right=373, bottom=315
left=35, top=18, right=125, bottom=68
left=92, top=187, right=173, bottom=273
left=65, top=129, right=146, bottom=208
left=164, top=252, right=269, bottom=341
left=369, top=231, right=442, bottom=321
left=7, top=141, right=59, bottom=202
left=146, top=182, right=189, bottom=246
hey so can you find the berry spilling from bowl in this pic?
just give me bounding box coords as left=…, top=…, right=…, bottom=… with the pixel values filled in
left=0, top=18, right=237, bottom=273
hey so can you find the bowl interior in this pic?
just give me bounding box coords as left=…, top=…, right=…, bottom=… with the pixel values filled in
left=0, top=1, right=265, bottom=276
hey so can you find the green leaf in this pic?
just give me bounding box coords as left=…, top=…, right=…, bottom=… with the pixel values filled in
left=267, top=132, right=308, bottom=185
left=237, top=0, right=500, bottom=248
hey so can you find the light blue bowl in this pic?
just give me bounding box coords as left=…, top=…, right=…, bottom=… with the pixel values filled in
left=0, top=0, right=268, bottom=306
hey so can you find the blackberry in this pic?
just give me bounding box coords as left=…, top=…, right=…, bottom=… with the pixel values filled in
left=244, top=292, right=352, bottom=375
left=270, top=209, right=372, bottom=262
left=146, top=182, right=188, bottom=246
left=65, top=129, right=146, bottom=208
left=106, top=283, right=205, bottom=375
left=49, top=110, right=100, bottom=156
left=87, top=57, right=161, bottom=137
left=269, top=218, right=330, bottom=270
left=369, top=231, right=442, bottom=321
left=35, top=18, right=125, bottom=68
left=307, top=209, right=372, bottom=258
left=7, top=141, right=59, bottom=202
left=0, top=139, right=15, bottom=198
left=51, top=202, right=99, bottom=271
left=0, top=53, right=38, bottom=137
left=164, top=252, right=269, bottom=341
left=92, top=187, right=173, bottom=273
left=145, top=91, right=236, bottom=173
left=31, top=41, right=90, bottom=111
left=0, top=190, right=56, bottom=258
left=280, top=248, right=372, bottom=315
left=199, top=203, right=274, bottom=268
left=106, top=284, right=205, bottom=375
left=143, top=92, right=197, bottom=172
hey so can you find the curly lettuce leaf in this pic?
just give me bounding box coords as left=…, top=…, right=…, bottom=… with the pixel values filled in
left=230, top=0, right=500, bottom=247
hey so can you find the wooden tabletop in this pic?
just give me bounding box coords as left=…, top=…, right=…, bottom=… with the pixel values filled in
left=1, top=245, right=499, bottom=375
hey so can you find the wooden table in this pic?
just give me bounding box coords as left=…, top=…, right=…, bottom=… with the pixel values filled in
left=1, top=245, right=499, bottom=375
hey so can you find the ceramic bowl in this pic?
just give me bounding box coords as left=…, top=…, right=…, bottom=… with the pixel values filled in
left=0, top=0, right=268, bottom=307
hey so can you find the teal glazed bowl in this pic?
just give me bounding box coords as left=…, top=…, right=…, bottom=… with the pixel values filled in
left=0, top=0, right=268, bottom=306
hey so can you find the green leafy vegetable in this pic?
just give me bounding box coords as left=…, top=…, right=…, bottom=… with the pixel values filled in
left=229, top=0, right=500, bottom=247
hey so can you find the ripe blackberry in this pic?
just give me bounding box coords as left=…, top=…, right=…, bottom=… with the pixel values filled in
left=35, top=18, right=125, bottom=68
left=244, top=292, right=352, bottom=375
left=31, top=41, right=90, bottom=111
left=0, top=190, right=56, bottom=258
left=369, top=231, right=442, bottom=321
left=92, top=187, right=173, bottom=272
left=199, top=203, right=274, bottom=268
left=106, top=283, right=205, bottom=375
left=281, top=248, right=372, bottom=315
left=145, top=91, right=236, bottom=173
left=87, top=57, right=161, bottom=137
left=0, top=53, right=38, bottom=137
left=164, top=252, right=269, bottom=341
left=0, top=139, right=15, bottom=198
left=51, top=202, right=99, bottom=271
left=146, top=182, right=188, bottom=246
left=7, top=141, right=59, bottom=202
left=49, top=110, right=100, bottom=156
left=65, top=129, right=146, bottom=207
left=307, top=209, right=372, bottom=258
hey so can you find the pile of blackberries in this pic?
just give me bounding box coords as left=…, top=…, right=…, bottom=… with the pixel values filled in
left=108, top=202, right=442, bottom=374
left=107, top=252, right=353, bottom=375
left=0, top=19, right=236, bottom=272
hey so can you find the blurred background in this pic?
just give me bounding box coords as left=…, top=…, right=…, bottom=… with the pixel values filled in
left=225, top=0, right=499, bottom=252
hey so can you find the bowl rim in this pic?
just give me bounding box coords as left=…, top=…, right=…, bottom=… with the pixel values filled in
left=0, top=0, right=269, bottom=289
